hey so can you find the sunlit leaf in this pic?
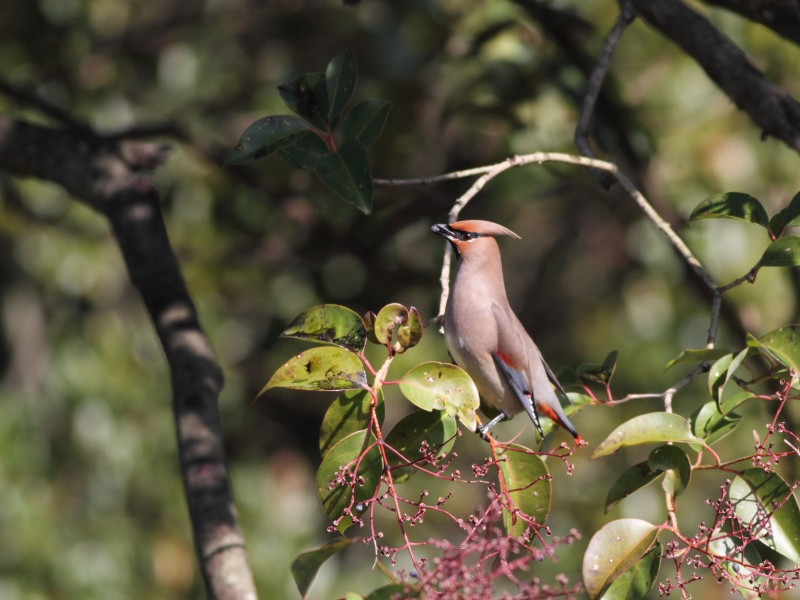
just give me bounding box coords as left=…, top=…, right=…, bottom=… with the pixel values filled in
left=498, top=444, right=551, bottom=536
left=385, top=410, right=457, bottom=483
left=689, top=192, right=769, bottom=228
left=261, top=346, right=366, bottom=394
left=665, top=347, right=732, bottom=370
left=577, top=350, right=618, bottom=384
left=320, top=389, right=383, bottom=455
left=747, top=325, right=800, bottom=373
left=759, top=236, right=800, bottom=267
left=291, top=536, right=357, bottom=598
left=691, top=401, right=742, bottom=445
left=600, top=541, right=662, bottom=600
left=730, top=469, right=800, bottom=564
left=316, top=430, right=382, bottom=533
left=342, top=99, right=392, bottom=147
left=279, top=72, right=329, bottom=129
left=582, top=519, right=659, bottom=599
left=282, top=304, right=367, bottom=352
left=396, top=306, right=423, bottom=351
left=399, top=362, right=479, bottom=431
left=279, top=131, right=330, bottom=171
left=718, top=390, right=755, bottom=415
left=224, top=115, right=309, bottom=165
left=592, top=413, right=703, bottom=459
left=707, top=533, right=765, bottom=599
left=647, top=445, right=691, bottom=497
left=326, top=49, right=358, bottom=121
left=315, top=140, right=373, bottom=214
left=605, top=461, right=660, bottom=514
left=374, top=303, right=408, bottom=345
left=769, top=192, right=800, bottom=237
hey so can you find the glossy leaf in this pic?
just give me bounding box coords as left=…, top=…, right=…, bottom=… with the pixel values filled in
left=291, top=536, right=357, bottom=598
left=600, top=541, right=662, bottom=600
left=689, top=192, right=769, bottom=228
left=605, top=461, right=660, bottom=513
left=398, top=362, right=479, bottom=431
left=582, top=518, right=659, bottom=599
left=592, top=413, right=703, bottom=459
left=385, top=410, right=457, bottom=483
left=664, top=347, right=732, bottom=370
left=373, top=303, right=408, bottom=345
left=279, top=131, right=330, bottom=171
left=279, top=72, right=329, bottom=129
left=261, top=346, right=366, bottom=394
left=577, top=350, right=618, bottom=385
left=769, top=192, right=800, bottom=237
left=224, top=115, right=309, bottom=165
left=396, top=306, right=423, bottom=351
left=498, top=444, right=551, bottom=536
left=759, top=236, right=800, bottom=267
left=648, top=445, right=691, bottom=497
left=325, top=49, right=357, bottom=121
left=282, top=304, right=367, bottom=352
left=320, top=389, right=384, bottom=455
left=342, top=99, right=392, bottom=147
left=316, top=430, right=382, bottom=533
left=718, top=390, right=755, bottom=415
left=707, top=353, right=734, bottom=405
left=315, top=140, right=373, bottom=214
left=747, top=325, right=800, bottom=373
left=730, top=469, right=800, bottom=564
left=707, top=533, right=765, bottom=598
left=691, top=401, right=742, bottom=445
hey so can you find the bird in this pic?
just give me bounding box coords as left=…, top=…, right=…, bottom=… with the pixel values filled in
left=432, top=219, right=584, bottom=444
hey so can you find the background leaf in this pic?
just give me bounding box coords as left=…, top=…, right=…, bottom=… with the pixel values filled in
left=279, top=131, right=331, bottom=171
left=279, top=72, right=330, bottom=129
left=224, top=115, right=309, bottom=165
left=282, top=304, right=367, bottom=352
left=385, top=410, right=457, bottom=483
left=769, top=191, right=800, bottom=237
left=291, top=536, right=357, bottom=599
left=314, top=140, right=373, bottom=214
left=326, top=49, right=358, bottom=121
left=592, top=413, right=703, bottom=459
left=689, top=192, right=769, bottom=228
left=261, top=346, right=366, bottom=393
left=398, top=362, right=479, bottom=431
left=342, top=99, right=392, bottom=146
left=498, top=444, right=551, bottom=536
left=759, top=236, right=800, bottom=267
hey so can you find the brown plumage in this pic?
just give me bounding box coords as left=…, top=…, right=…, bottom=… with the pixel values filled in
left=432, top=219, right=583, bottom=443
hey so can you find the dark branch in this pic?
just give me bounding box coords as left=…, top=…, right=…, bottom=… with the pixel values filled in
left=0, top=117, right=257, bottom=600
left=703, top=0, right=800, bottom=46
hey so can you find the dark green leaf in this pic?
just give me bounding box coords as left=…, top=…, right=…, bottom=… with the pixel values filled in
left=664, top=347, right=732, bottom=370
left=315, top=140, right=373, bottom=214
left=279, top=131, right=330, bottom=171
left=707, top=353, right=734, bottom=406
left=498, top=444, right=551, bottom=536
left=600, top=541, right=662, bottom=600
left=647, top=445, right=691, bottom=497
left=342, top=99, right=392, bottom=147
left=604, top=461, right=660, bottom=514
left=385, top=410, right=457, bottom=483
left=282, top=304, right=367, bottom=352
left=582, top=519, right=659, bottom=599
left=396, top=306, right=423, bottom=351
left=577, top=350, right=618, bottom=385
left=291, top=536, right=357, bottom=598
left=261, top=346, right=366, bottom=394
left=398, top=362, right=479, bottom=431
left=316, top=430, right=382, bottom=533
left=769, top=192, right=800, bottom=237
left=279, top=72, right=329, bottom=129
left=707, top=533, right=765, bottom=599
left=224, top=115, right=310, bottom=165
left=326, top=49, right=358, bottom=121
left=730, top=469, right=800, bottom=564
left=373, top=303, right=408, bottom=345
left=759, top=236, right=800, bottom=267
left=320, top=389, right=383, bottom=456
left=747, top=325, right=800, bottom=372
left=364, top=584, right=420, bottom=600
left=592, top=413, right=703, bottom=459
left=689, top=192, right=769, bottom=228
left=691, top=401, right=741, bottom=445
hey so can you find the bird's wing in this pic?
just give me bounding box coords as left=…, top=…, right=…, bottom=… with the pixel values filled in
left=537, top=347, right=570, bottom=403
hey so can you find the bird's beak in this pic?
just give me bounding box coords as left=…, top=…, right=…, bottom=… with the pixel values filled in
left=431, top=223, right=456, bottom=240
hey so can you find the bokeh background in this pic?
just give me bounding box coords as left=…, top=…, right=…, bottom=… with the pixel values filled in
left=1, top=0, right=800, bottom=598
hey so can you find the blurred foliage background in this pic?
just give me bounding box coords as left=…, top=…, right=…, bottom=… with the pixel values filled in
left=1, top=0, right=800, bottom=598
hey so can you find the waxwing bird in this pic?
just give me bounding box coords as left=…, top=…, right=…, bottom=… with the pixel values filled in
left=432, top=220, right=584, bottom=444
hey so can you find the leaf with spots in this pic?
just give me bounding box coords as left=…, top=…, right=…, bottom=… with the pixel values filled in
left=498, top=444, right=551, bottom=536
left=224, top=115, right=310, bottom=165
left=281, top=304, right=367, bottom=352
left=759, top=236, right=800, bottom=267
left=398, top=362, right=479, bottom=431
left=600, top=541, right=662, bottom=600
left=385, top=409, right=457, bottom=483
left=260, top=346, right=366, bottom=394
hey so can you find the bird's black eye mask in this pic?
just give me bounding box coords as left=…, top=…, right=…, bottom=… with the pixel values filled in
left=431, top=224, right=489, bottom=242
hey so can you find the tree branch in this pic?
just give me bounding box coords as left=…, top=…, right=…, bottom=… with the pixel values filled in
left=702, top=0, right=800, bottom=47
left=0, top=117, right=257, bottom=600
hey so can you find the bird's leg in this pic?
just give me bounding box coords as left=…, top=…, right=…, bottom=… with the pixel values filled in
left=477, top=412, right=508, bottom=440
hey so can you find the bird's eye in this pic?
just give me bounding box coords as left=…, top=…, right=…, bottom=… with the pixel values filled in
left=461, top=232, right=475, bottom=241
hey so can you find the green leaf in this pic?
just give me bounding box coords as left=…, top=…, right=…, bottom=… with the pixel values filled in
left=718, top=390, right=755, bottom=415
left=261, top=346, right=366, bottom=394
left=385, top=410, right=457, bottom=483
left=769, top=192, right=800, bottom=237
left=759, top=236, right=800, bottom=267
left=707, top=353, right=734, bottom=406
left=577, top=350, right=618, bottom=385
left=582, top=518, right=659, bottom=599
left=320, top=389, right=383, bottom=456
left=282, top=304, right=367, bottom=352
left=291, top=536, right=357, bottom=598
left=498, top=444, right=551, bottom=536
left=665, top=347, right=732, bottom=370
left=592, top=413, right=703, bottom=459
left=396, top=306, right=423, bottom=352
left=647, top=445, right=691, bottom=497
left=316, top=430, right=382, bottom=533
left=691, top=401, right=742, bottom=445
left=747, top=324, right=800, bottom=372
left=326, top=49, right=358, bottom=121
left=689, top=192, right=769, bottom=228
left=600, top=541, right=662, bottom=600
left=730, top=469, right=800, bottom=564
left=315, top=140, right=373, bottom=214
left=373, top=303, right=409, bottom=345
left=342, top=99, right=392, bottom=147
left=279, top=131, right=330, bottom=171
left=398, top=362, right=479, bottom=431
left=364, top=584, right=420, bottom=600
left=604, top=462, right=660, bottom=514
left=224, top=115, right=310, bottom=165
left=707, top=533, right=765, bottom=599
left=279, top=72, right=330, bottom=129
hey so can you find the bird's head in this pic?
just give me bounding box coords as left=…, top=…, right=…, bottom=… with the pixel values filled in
left=431, top=220, right=520, bottom=258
